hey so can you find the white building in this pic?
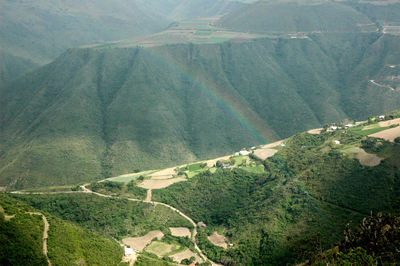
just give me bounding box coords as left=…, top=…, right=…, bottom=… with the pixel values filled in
left=124, top=247, right=133, bottom=256
left=239, top=150, right=249, bottom=156
left=334, top=140, right=341, bottom=145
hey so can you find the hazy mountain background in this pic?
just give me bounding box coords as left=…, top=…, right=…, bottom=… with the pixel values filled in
left=0, top=0, right=252, bottom=83
left=1, top=0, right=400, bottom=189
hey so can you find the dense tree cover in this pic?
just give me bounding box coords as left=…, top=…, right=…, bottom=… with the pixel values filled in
left=0, top=193, right=122, bottom=265
left=309, top=213, right=400, bottom=265
left=12, top=193, right=193, bottom=240
left=0, top=206, right=47, bottom=265
left=280, top=132, right=400, bottom=214
left=87, top=180, right=147, bottom=200
left=47, top=215, right=122, bottom=265
left=2, top=33, right=400, bottom=189
left=152, top=131, right=400, bottom=264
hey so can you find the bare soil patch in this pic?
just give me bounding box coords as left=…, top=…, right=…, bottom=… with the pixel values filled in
left=346, top=147, right=382, bottom=167
left=149, top=167, right=177, bottom=180
left=307, top=128, right=323, bottom=134
left=253, top=148, right=278, bottom=160
left=169, top=248, right=203, bottom=263
left=121, top=252, right=137, bottom=266
left=378, top=118, right=400, bottom=127
left=260, top=140, right=285, bottom=149
left=208, top=232, right=227, bottom=249
left=122, top=230, right=164, bottom=251
left=170, top=227, right=191, bottom=238
left=369, top=126, right=400, bottom=142
left=138, top=177, right=186, bottom=189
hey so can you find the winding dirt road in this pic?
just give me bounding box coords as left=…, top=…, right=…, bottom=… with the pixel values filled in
left=28, top=212, right=52, bottom=266
left=79, top=184, right=218, bottom=265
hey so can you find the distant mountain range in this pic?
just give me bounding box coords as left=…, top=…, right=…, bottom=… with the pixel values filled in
left=0, top=0, right=251, bottom=83
left=1, top=0, right=400, bottom=189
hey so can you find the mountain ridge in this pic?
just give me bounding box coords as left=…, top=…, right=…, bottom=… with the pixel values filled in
left=1, top=32, right=400, bottom=189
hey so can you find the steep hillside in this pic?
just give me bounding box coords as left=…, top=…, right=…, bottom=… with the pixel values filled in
left=137, top=0, right=249, bottom=21
left=1, top=33, right=400, bottom=189
left=152, top=127, right=400, bottom=264
left=0, top=193, right=123, bottom=265
left=218, top=1, right=376, bottom=33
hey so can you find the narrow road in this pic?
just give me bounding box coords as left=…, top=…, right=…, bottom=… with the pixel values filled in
left=145, top=189, right=152, bottom=202
left=369, top=79, right=395, bottom=91
left=79, top=184, right=219, bottom=265
left=28, top=212, right=52, bottom=266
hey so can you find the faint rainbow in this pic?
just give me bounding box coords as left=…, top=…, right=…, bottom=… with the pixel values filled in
left=139, top=47, right=272, bottom=144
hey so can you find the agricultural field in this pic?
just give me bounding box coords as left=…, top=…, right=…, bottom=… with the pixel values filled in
left=169, top=227, right=191, bottom=238
left=347, top=118, right=400, bottom=141
left=87, top=17, right=269, bottom=49
left=145, top=241, right=180, bottom=258
left=208, top=232, right=227, bottom=249
left=123, top=230, right=164, bottom=252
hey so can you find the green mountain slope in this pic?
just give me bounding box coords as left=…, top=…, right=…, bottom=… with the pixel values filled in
left=151, top=128, right=400, bottom=264
left=1, top=33, right=400, bottom=189
left=218, top=1, right=376, bottom=33
left=0, top=193, right=123, bottom=265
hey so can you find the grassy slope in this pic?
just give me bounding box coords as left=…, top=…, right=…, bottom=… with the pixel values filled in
left=218, top=1, right=374, bottom=33
left=0, top=193, right=123, bottom=265
left=152, top=132, right=400, bottom=264
left=1, top=33, right=400, bottom=189
left=11, top=193, right=193, bottom=240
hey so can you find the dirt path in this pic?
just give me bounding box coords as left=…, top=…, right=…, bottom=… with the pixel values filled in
left=260, top=139, right=285, bottom=149
left=369, top=79, right=395, bottom=91
left=145, top=189, right=152, bottom=202
left=27, top=212, right=51, bottom=266
left=307, top=128, right=323, bottom=134
left=79, top=184, right=219, bottom=265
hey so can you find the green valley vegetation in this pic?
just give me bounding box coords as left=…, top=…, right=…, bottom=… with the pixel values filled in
left=308, top=213, right=400, bottom=265
left=11, top=193, right=193, bottom=240
left=1, top=32, right=400, bottom=189
left=152, top=126, right=400, bottom=264
left=0, top=193, right=123, bottom=265
left=87, top=180, right=148, bottom=200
